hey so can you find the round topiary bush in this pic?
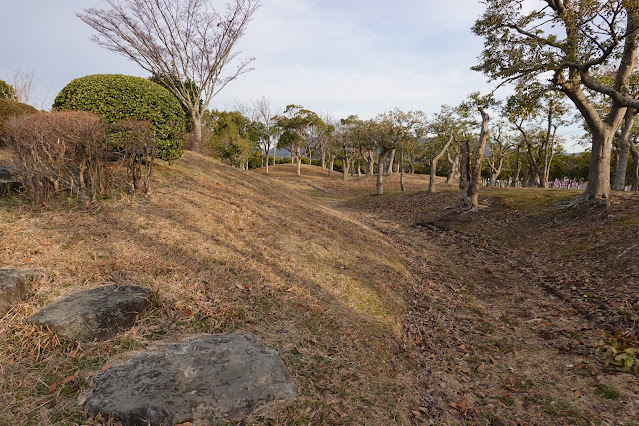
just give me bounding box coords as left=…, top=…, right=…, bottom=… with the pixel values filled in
left=0, top=79, right=15, bottom=99
left=53, top=74, right=186, bottom=162
left=0, top=99, right=37, bottom=144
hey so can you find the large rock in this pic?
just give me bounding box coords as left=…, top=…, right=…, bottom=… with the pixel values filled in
left=28, top=285, right=151, bottom=342
left=85, top=333, right=297, bottom=425
left=0, top=268, right=44, bottom=316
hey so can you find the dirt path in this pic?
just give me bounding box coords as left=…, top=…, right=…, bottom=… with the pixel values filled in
left=333, top=201, right=639, bottom=425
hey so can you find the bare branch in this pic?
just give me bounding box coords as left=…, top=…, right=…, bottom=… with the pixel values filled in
left=77, top=0, right=260, bottom=145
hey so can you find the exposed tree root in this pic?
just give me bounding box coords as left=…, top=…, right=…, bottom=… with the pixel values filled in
left=557, top=193, right=610, bottom=209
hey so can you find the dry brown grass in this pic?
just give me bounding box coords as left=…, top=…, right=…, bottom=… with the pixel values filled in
left=0, top=152, right=420, bottom=425
left=5, top=154, right=637, bottom=425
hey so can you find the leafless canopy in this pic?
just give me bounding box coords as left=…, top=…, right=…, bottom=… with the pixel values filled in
left=78, top=0, right=260, bottom=137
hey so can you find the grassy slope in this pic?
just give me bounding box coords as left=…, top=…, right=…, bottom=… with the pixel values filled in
left=0, top=153, right=417, bottom=425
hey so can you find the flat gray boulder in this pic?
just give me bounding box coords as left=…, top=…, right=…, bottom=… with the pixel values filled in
left=28, top=285, right=151, bottom=342
left=0, top=268, right=44, bottom=316
left=85, top=333, right=296, bottom=425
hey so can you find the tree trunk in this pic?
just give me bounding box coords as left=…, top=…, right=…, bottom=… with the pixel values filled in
left=613, top=109, right=635, bottom=190
left=342, top=159, right=348, bottom=181
left=377, top=151, right=385, bottom=195
left=367, top=151, right=375, bottom=175
left=541, top=125, right=557, bottom=188
left=296, top=147, right=301, bottom=176
left=446, top=152, right=460, bottom=184
left=630, top=140, right=639, bottom=191
left=386, top=149, right=396, bottom=176
left=460, top=108, right=489, bottom=211
left=400, top=149, right=405, bottom=191
left=328, top=158, right=334, bottom=177
left=488, top=158, right=504, bottom=187
left=429, top=132, right=454, bottom=193
left=321, top=149, right=326, bottom=170
left=511, top=145, right=520, bottom=187
left=459, top=141, right=475, bottom=209
left=192, top=113, right=203, bottom=152
left=581, top=129, right=615, bottom=201
left=264, top=144, right=270, bottom=174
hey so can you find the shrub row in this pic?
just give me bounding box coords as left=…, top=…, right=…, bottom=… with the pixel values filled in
left=2, top=111, right=158, bottom=205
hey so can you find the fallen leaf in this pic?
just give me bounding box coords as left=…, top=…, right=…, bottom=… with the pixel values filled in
left=61, top=374, right=77, bottom=385
left=458, top=395, right=468, bottom=412
left=48, top=382, right=58, bottom=394
left=235, top=283, right=245, bottom=290
left=76, top=392, right=88, bottom=406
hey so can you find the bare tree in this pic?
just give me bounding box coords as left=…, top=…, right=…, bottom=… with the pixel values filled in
left=486, top=124, right=513, bottom=187
left=78, top=0, right=260, bottom=151
left=4, top=68, right=36, bottom=105
left=251, top=97, right=277, bottom=174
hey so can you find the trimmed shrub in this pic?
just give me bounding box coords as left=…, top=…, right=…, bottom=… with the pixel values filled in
left=3, top=111, right=109, bottom=205
left=0, top=79, right=14, bottom=99
left=53, top=74, right=186, bottom=162
left=0, top=99, right=37, bottom=141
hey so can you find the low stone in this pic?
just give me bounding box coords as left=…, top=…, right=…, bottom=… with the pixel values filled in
left=0, top=268, right=44, bottom=316
left=28, top=284, right=151, bottom=342
left=0, top=166, right=22, bottom=195
left=0, top=166, right=17, bottom=180
left=85, top=333, right=297, bottom=425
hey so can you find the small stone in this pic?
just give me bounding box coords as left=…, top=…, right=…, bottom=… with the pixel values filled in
left=28, top=284, right=151, bottom=342
left=0, top=268, right=44, bottom=316
left=85, top=333, right=296, bottom=425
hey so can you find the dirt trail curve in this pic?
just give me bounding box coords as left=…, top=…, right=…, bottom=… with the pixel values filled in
left=327, top=197, right=639, bottom=425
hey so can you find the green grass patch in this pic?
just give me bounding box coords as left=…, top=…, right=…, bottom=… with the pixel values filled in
left=594, top=383, right=621, bottom=400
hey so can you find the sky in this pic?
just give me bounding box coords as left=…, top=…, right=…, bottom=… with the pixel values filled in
left=1, top=0, right=585, bottom=149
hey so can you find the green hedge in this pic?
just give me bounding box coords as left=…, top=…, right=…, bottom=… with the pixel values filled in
left=53, top=74, right=186, bottom=161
